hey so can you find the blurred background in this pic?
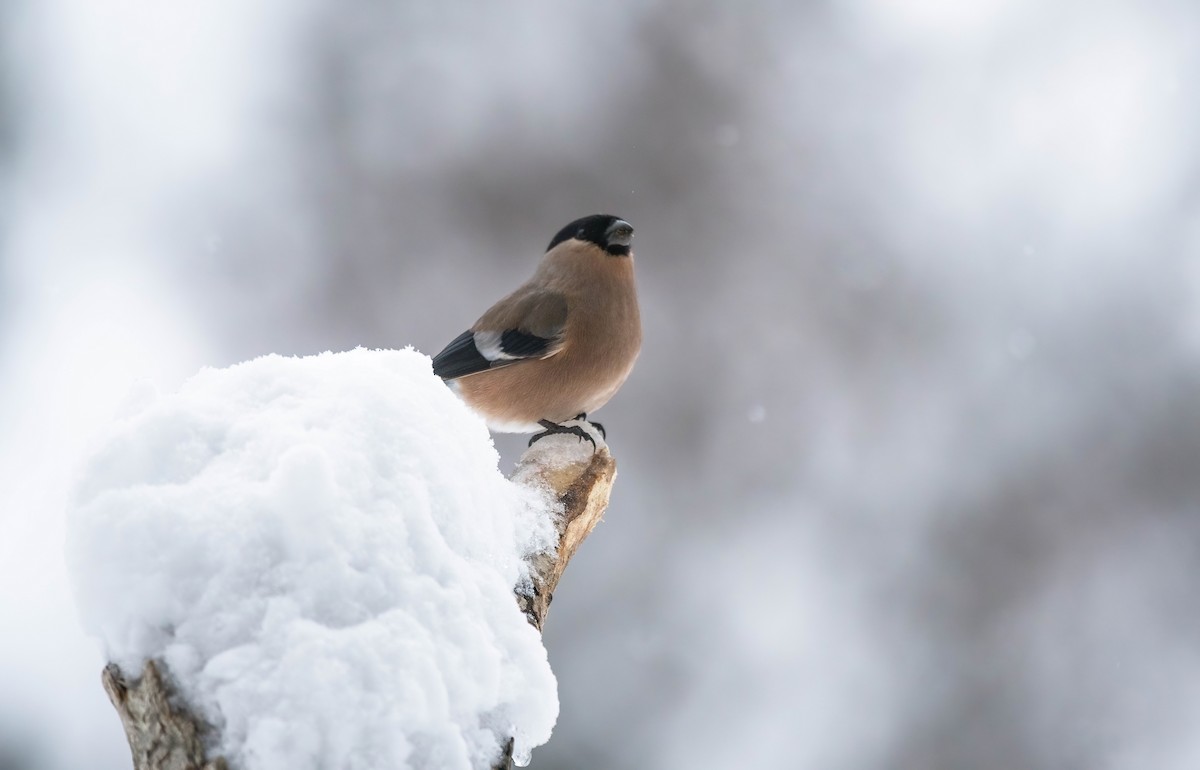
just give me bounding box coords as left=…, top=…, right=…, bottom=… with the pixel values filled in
left=3, top=0, right=1200, bottom=767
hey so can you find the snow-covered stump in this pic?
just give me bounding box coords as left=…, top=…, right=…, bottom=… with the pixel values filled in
left=68, top=350, right=617, bottom=770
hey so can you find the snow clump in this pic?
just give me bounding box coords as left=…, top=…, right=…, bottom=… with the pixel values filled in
left=67, top=348, right=559, bottom=769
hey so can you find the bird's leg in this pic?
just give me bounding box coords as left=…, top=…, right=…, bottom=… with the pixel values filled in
left=573, top=413, right=605, bottom=440
left=529, top=419, right=598, bottom=450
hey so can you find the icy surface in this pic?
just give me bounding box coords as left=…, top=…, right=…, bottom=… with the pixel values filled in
left=66, top=348, right=559, bottom=770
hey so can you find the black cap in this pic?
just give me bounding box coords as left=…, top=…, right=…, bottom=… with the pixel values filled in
left=546, top=215, right=634, bottom=256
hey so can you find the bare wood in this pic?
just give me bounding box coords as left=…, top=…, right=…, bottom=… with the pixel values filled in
left=513, top=442, right=617, bottom=631
left=101, top=660, right=226, bottom=770
left=496, top=436, right=618, bottom=768
left=101, top=436, right=616, bottom=770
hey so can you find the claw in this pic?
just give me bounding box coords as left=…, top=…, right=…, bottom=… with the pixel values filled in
left=571, top=413, right=605, bottom=440
left=529, top=419, right=598, bottom=451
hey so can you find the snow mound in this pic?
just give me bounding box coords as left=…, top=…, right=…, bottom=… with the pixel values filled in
left=66, top=348, right=559, bottom=770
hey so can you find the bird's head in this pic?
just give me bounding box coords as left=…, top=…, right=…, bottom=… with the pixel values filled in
left=546, top=214, right=634, bottom=257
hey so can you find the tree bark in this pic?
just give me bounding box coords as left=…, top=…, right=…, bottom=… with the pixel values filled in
left=495, top=440, right=617, bottom=768
left=101, top=660, right=226, bottom=770
left=102, top=440, right=617, bottom=770
left=513, top=442, right=617, bottom=632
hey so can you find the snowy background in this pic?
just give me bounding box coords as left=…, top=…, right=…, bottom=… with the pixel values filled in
left=3, top=0, right=1200, bottom=768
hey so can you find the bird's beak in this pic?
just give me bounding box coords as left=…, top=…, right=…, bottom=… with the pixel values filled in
left=605, top=220, right=634, bottom=249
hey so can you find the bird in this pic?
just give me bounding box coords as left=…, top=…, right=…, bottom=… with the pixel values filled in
left=431, top=214, right=642, bottom=449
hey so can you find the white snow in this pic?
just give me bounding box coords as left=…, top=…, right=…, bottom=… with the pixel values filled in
left=66, top=347, right=560, bottom=770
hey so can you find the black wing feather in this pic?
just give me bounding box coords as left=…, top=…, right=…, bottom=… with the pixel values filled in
left=432, top=330, right=491, bottom=379
left=499, top=328, right=556, bottom=358
left=432, top=327, right=561, bottom=381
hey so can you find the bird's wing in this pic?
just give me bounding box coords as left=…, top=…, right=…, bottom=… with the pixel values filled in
left=432, top=289, right=568, bottom=380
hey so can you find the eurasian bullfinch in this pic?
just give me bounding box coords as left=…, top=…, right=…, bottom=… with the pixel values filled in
left=432, top=214, right=642, bottom=448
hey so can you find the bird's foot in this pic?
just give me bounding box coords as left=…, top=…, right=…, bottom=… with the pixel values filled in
left=530, top=419, right=598, bottom=450
left=572, top=413, right=606, bottom=440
